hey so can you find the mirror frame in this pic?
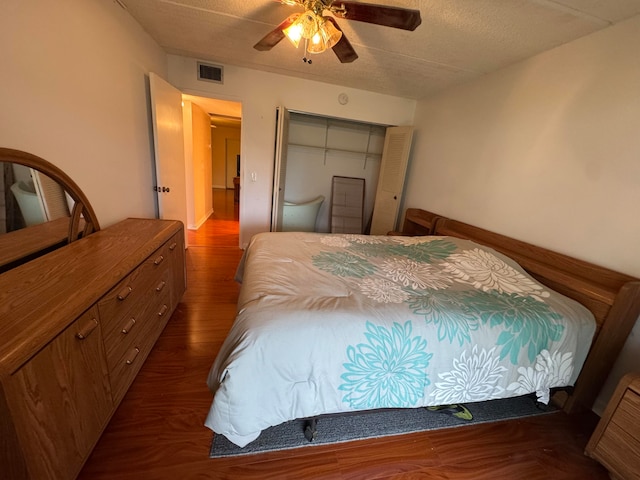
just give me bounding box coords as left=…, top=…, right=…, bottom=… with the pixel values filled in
left=0, top=147, right=100, bottom=245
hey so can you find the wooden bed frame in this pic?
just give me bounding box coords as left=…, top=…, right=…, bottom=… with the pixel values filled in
left=396, top=208, right=640, bottom=413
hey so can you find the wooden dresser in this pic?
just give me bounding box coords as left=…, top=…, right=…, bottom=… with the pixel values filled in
left=586, top=372, right=640, bottom=480
left=0, top=218, right=186, bottom=480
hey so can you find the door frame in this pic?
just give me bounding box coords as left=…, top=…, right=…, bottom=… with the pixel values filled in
left=154, top=82, right=243, bottom=241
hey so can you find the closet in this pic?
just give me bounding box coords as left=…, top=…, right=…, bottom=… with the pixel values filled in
left=272, top=109, right=413, bottom=234
left=278, top=112, right=385, bottom=232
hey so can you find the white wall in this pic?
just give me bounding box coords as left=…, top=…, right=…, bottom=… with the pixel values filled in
left=0, top=0, right=167, bottom=228
left=190, top=102, right=214, bottom=229
left=167, top=55, right=417, bottom=247
left=182, top=100, right=195, bottom=228
left=405, top=15, right=640, bottom=414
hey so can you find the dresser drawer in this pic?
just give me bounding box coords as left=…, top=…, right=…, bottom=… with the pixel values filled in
left=612, top=390, right=640, bottom=440
left=165, top=231, right=185, bottom=310
left=108, top=291, right=172, bottom=404
left=596, top=420, right=640, bottom=479
left=586, top=373, right=640, bottom=480
left=98, top=252, right=170, bottom=336
left=98, top=245, right=171, bottom=342
left=102, top=279, right=171, bottom=375
left=97, top=238, right=176, bottom=404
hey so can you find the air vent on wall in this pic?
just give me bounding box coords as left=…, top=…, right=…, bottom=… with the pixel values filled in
left=197, top=62, right=223, bottom=84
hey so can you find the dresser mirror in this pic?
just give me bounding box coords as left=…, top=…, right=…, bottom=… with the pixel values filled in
left=0, top=147, right=100, bottom=272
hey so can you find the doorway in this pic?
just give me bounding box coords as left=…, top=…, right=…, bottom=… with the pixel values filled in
left=149, top=75, right=242, bottom=249
left=182, top=95, right=242, bottom=228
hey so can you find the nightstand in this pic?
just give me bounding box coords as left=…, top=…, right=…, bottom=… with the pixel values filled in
left=586, top=372, right=640, bottom=480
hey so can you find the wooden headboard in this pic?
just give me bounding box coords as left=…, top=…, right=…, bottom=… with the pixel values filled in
left=395, top=208, right=442, bottom=235
left=400, top=209, right=640, bottom=413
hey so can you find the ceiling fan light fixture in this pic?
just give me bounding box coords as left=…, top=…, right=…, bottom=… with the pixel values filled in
left=283, top=14, right=304, bottom=47
left=254, top=0, right=421, bottom=64
left=283, top=11, right=321, bottom=48
left=321, top=17, right=342, bottom=48
left=306, top=30, right=326, bottom=54
left=306, top=17, right=341, bottom=54
left=303, top=12, right=320, bottom=34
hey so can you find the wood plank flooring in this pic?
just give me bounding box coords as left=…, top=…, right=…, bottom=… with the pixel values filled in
left=79, top=189, right=609, bottom=480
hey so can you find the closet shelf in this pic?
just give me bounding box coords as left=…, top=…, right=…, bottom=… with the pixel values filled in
left=288, top=142, right=382, bottom=158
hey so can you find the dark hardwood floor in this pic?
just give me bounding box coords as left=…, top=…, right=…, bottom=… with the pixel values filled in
left=79, top=189, right=609, bottom=480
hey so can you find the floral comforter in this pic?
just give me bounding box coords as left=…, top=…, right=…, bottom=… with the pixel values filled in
left=205, top=232, right=596, bottom=447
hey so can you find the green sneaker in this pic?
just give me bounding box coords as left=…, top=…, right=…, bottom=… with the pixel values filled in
left=426, top=404, right=473, bottom=421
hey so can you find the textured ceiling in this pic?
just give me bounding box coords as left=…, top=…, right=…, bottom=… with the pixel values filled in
left=121, top=0, right=640, bottom=100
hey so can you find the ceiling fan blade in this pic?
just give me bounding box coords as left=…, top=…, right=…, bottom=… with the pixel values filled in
left=332, top=2, right=422, bottom=31
left=325, top=17, right=358, bottom=63
left=253, top=14, right=298, bottom=51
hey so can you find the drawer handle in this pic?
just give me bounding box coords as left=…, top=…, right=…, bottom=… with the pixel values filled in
left=169, top=242, right=177, bottom=251
left=121, top=317, right=136, bottom=334
left=76, top=318, right=98, bottom=340
left=153, top=255, right=165, bottom=266
left=157, top=304, right=169, bottom=317
left=125, top=347, right=140, bottom=365
left=117, top=286, right=132, bottom=301
left=156, top=280, right=166, bottom=292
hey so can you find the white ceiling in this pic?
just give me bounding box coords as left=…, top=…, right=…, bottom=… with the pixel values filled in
left=121, top=0, right=640, bottom=100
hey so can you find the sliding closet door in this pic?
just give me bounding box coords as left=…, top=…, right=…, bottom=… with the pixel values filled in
left=369, top=126, right=414, bottom=235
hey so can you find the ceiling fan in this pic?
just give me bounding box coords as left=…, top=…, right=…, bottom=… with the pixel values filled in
left=253, top=0, right=422, bottom=64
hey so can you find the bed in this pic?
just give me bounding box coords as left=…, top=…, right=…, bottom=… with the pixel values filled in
left=205, top=209, right=640, bottom=448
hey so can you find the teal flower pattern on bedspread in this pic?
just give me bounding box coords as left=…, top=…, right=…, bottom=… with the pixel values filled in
left=465, top=290, right=565, bottom=364
left=406, top=289, right=481, bottom=346
left=347, top=238, right=457, bottom=263
left=315, top=235, right=568, bottom=370
left=405, top=288, right=564, bottom=364
left=312, top=251, right=376, bottom=277
left=339, top=321, right=432, bottom=409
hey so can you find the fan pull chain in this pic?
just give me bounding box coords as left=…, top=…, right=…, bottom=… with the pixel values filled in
left=302, top=38, right=312, bottom=64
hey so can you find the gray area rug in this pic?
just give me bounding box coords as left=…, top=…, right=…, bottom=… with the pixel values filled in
left=210, top=395, right=556, bottom=457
